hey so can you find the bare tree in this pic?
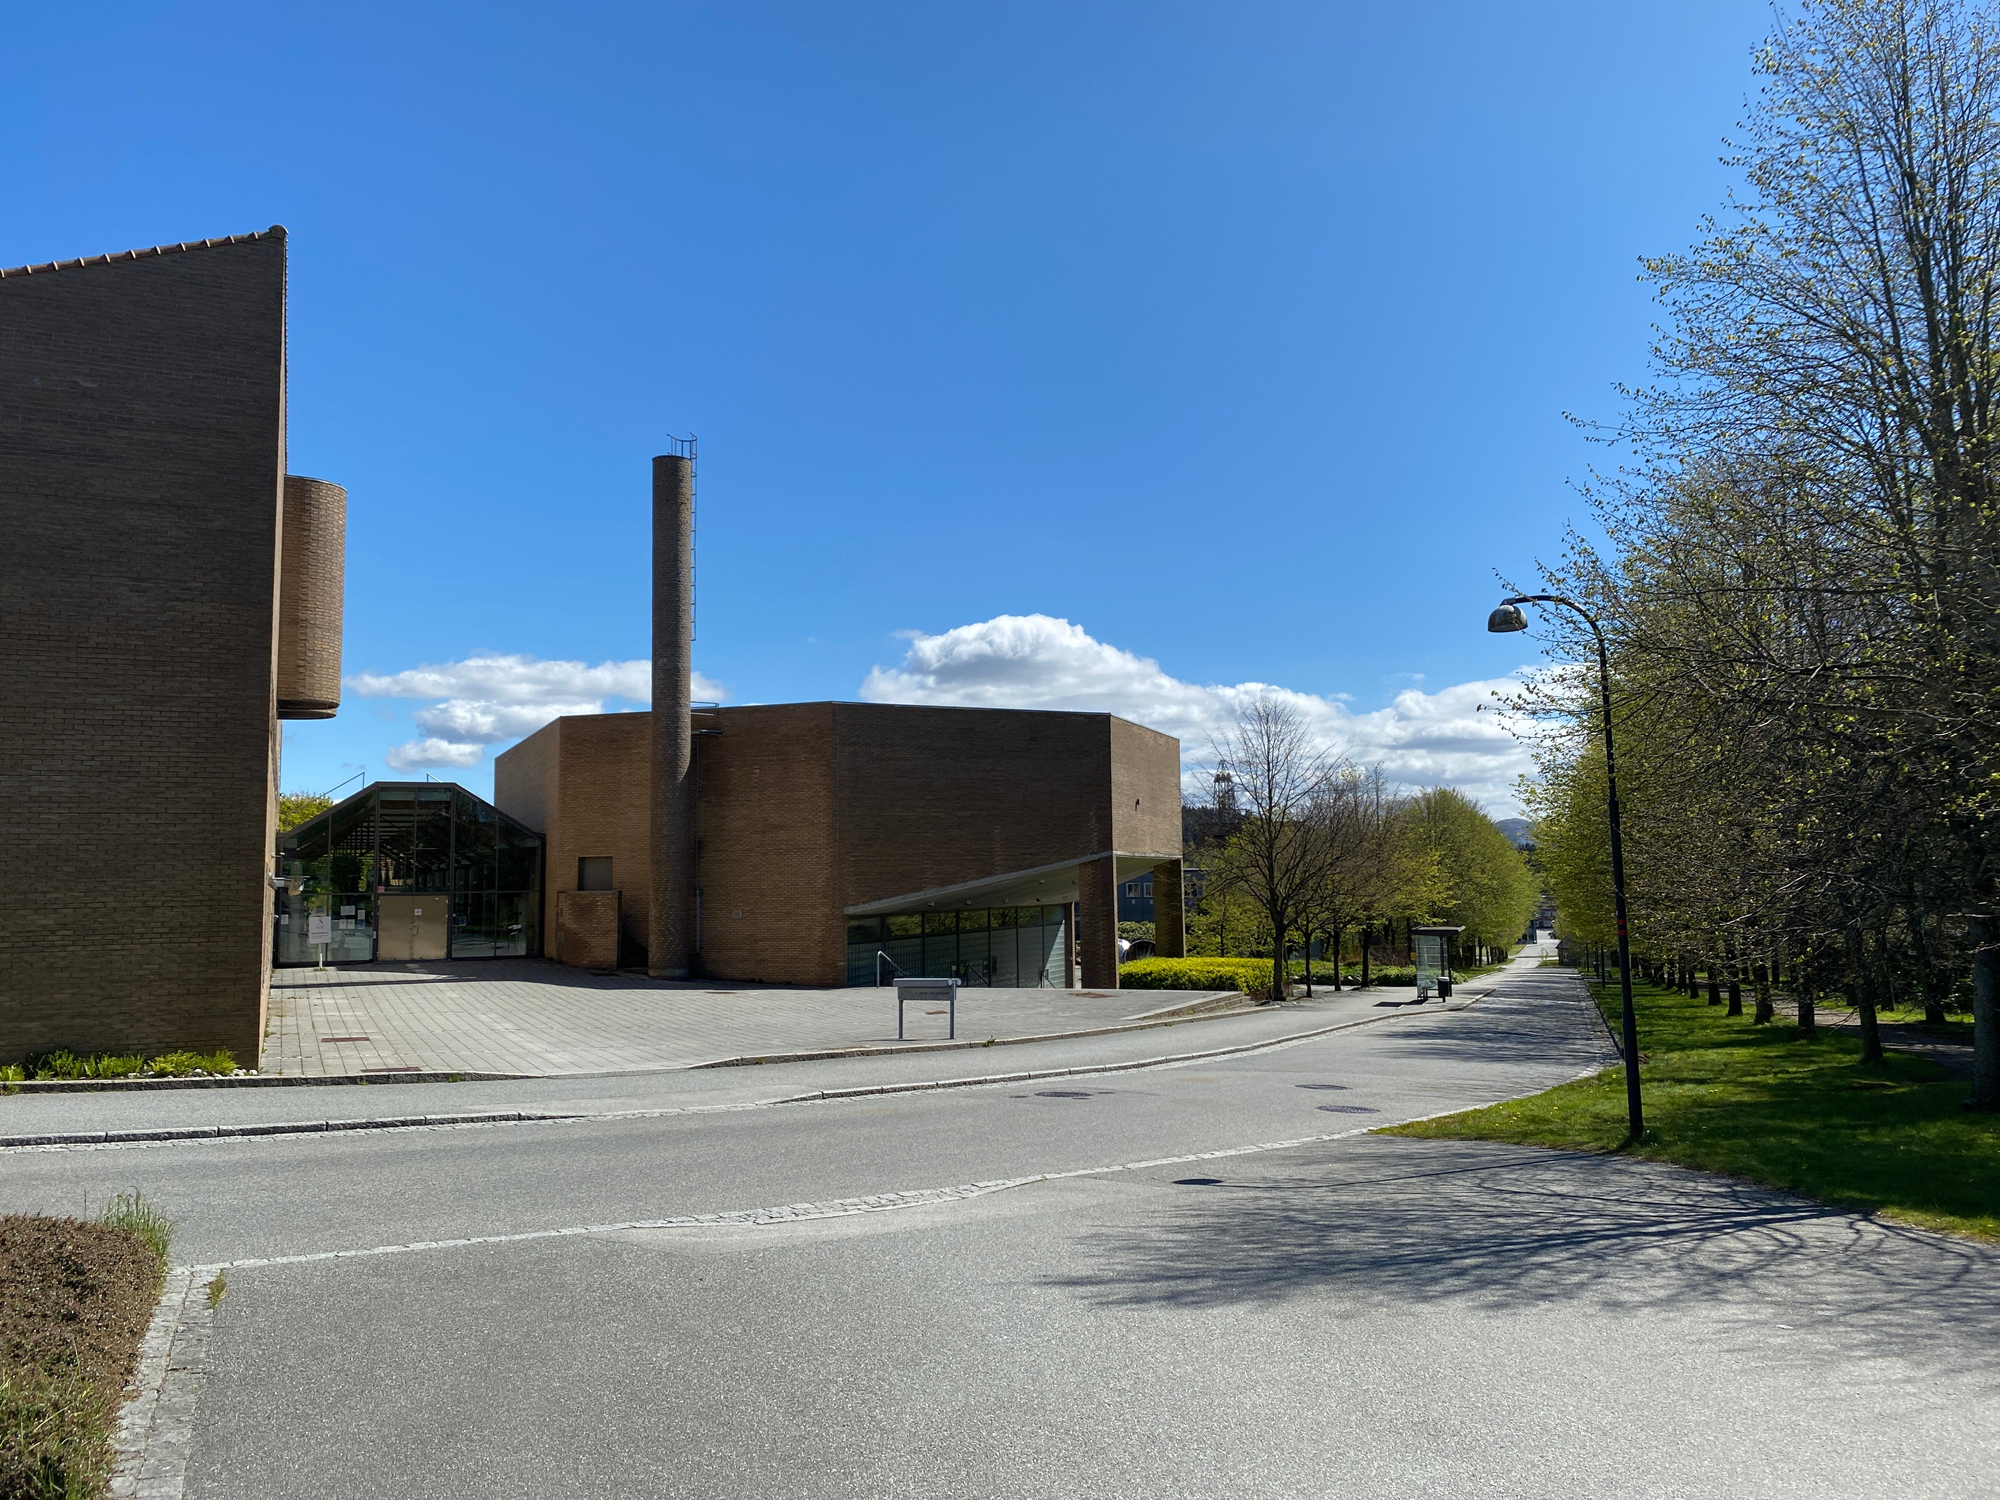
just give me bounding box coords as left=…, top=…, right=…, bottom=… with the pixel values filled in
left=1207, top=700, right=1340, bottom=997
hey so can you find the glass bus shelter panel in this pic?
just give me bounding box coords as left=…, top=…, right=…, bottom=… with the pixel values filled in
left=1413, top=932, right=1446, bottom=999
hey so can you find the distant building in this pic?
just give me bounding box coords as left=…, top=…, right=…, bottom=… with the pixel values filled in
left=491, top=457, right=1188, bottom=991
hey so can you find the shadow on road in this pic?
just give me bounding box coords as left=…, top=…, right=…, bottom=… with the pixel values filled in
left=1045, top=1134, right=2000, bottom=1380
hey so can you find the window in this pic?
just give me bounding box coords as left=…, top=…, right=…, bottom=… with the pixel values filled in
left=578, top=857, right=614, bottom=891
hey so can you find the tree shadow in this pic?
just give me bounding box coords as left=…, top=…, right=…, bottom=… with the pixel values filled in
left=1044, top=1134, right=2000, bottom=1380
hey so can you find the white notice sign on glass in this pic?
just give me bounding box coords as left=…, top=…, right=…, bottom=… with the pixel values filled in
left=308, top=912, right=333, bottom=945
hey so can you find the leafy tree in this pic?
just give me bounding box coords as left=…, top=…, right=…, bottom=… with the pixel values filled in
left=278, top=792, right=333, bottom=832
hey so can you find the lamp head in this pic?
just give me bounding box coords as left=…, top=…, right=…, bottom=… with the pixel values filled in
left=1487, top=602, right=1529, bottom=634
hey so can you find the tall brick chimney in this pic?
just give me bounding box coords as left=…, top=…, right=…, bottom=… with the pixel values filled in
left=649, top=446, right=695, bottom=978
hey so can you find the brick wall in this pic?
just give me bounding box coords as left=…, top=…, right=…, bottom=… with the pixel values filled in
left=554, top=891, right=620, bottom=969
left=694, top=703, right=840, bottom=984
left=0, top=233, right=288, bottom=1062
left=1109, top=717, right=1182, bottom=856
left=830, top=704, right=1118, bottom=907
left=496, top=713, right=652, bottom=965
left=499, top=702, right=1183, bottom=990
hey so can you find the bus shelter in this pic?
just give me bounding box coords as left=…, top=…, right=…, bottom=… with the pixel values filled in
left=1411, top=925, right=1465, bottom=1002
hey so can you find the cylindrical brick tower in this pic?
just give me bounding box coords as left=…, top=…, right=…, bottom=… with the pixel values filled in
left=276, top=475, right=346, bottom=720
left=649, top=448, right=695, bottom=978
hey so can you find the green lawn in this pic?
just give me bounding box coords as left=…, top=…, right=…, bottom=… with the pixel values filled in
left=1382, top=973, right=2000, bottom=1241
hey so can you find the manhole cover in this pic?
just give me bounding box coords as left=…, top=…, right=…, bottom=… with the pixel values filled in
left=321, top=1036, right=370, bottom=1043
left=1296, top=1083, right=1349, bottom=1091
left=1173, top=1177, right=1223, bottom=1186
left=1316, top=1103, right=1379, bottom=1114
left=1035, top=1090, right=1099, bottom=1099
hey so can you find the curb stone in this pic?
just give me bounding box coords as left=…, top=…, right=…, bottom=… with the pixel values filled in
left=0, top=1110, right=574, bottom=1151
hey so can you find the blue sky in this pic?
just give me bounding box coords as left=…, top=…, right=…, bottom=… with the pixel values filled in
left=2, top=1, right=1769, bottom=812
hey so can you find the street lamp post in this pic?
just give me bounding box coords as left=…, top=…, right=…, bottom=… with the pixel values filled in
left=1489, top=593, right=1644, bottom=1138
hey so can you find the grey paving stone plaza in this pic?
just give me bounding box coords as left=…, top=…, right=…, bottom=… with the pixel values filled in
left=263, top=963, right=1247, bottom=1076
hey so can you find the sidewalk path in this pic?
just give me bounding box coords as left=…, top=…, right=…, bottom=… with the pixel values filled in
left=262, top=961, right=1242, bottom=1078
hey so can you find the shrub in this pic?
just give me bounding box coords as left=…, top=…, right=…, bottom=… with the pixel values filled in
left=144, top=1051, right=235, bottom=1078
left=16, top=1049, right=236, bottom=1081
left=1118, top=957, right=1277, bottom=997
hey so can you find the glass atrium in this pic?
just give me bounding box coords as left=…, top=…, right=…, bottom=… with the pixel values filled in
left=275, top=783, right=543, bottom=965
left=844, top=905, right=1069, bottom=987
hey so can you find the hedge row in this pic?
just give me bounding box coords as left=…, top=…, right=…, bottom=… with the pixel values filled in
left=1118, top=957, right=1276, bottom=995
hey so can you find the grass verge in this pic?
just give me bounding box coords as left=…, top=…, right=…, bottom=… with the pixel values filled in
left=1, top=1196, right=172, bottom=1499
left=1381, top=974, right=2000, bottom=1242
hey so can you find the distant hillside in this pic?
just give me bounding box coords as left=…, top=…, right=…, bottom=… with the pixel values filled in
left=1495, top=817, right=1533, bottom=849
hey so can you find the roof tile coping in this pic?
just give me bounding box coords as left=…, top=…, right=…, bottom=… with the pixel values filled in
left=0, top=226, right=286, bottom=280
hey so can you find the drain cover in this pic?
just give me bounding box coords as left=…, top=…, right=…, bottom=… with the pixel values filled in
left=1173, top=1177, right=1223, bottom=1186
left=1035, top=1089, right=1098, bottom=1098
left=1317, top=1103, right=1380, bottom=1114
left=1296, top=1083, right=1349, bottom=1091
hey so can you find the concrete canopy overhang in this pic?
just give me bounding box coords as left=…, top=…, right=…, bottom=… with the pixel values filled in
left=844, top=850, right=1178, bottom=917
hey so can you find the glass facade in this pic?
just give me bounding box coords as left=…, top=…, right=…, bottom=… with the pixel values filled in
left=844, top=905, right=1068, bottom=987
left=275, top=783, right=543, bottom=965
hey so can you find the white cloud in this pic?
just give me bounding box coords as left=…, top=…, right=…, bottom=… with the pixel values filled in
left=346, top=654, right=725, bottom=772
left=860, top=614, right=1534, bottom=813
left=384, top=737, right=487, bottom=771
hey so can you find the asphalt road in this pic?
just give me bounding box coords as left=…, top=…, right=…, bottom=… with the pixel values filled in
left=9, top=955, right=1997, bottom=1497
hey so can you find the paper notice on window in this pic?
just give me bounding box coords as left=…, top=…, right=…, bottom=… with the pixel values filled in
left=308, top=913, right=333, bottom=944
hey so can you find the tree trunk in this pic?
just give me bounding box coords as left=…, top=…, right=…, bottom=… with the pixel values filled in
left=1726, top=946, right=1744, bottom=1017
left=1872, top=925, right=1897, bottom=1018
left=1970, top=915, right=1998, bottom=1111
left=1911, top=914, right=1947, bottom=1025
left=1361, top=925, right=1372, bottom=988
left=1753, top=952, right=1774, bottom=1025
left=1706, top=961, right=1722, bottom=1006
left=1847, top=923, right=1883, bottom=1065
left=1797, top=968, right=1816, bottom=1036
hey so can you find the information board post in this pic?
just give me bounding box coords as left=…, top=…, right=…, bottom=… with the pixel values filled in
left=307, top=909, right=333, bottom=971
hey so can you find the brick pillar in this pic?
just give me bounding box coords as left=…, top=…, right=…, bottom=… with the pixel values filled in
left=1077, top=855, right=1119, bottom=989
left=1152, top=860, right=1185, bottom=958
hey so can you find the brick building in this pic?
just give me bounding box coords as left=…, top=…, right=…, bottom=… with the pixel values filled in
left=496, top=702, right=1185, bottom=988
left=493, top=451, right=1187, bottom=991
left=0, top=229, right=345, bottom=1062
